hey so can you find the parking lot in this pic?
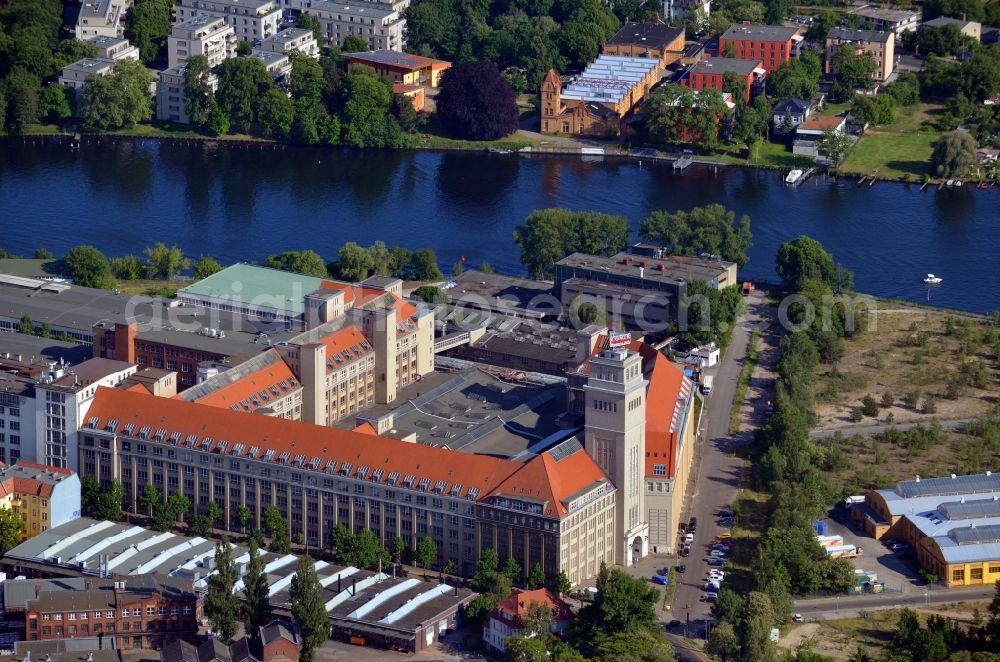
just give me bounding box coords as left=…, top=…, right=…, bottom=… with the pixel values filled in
left=821, top=505, right=923, bottom=594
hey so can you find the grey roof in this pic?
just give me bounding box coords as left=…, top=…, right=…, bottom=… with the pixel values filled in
left=606, top=21, right=685, bottom=48
left=9, top=640, right=120, bottom=662
left=773, top=98, right=810, bottom=114
left=827, top=26, right=893, bottom=43
left=850, top=6, right=919, bottom=22
left=721, top=24, right=801, bottom=42
left=260, top=621, right=299, bottom=646
left=896, top=472, right=1000, bottom=499
left=690, top=57, right=762, bottom=77
left=922, top=16, right=976, bottom=29
left=0, top=332, right=92, bottom=365
left=555, top=251, right=735, bottom=287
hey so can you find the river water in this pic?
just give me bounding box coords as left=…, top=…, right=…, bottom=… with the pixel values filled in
left=1, top=139, right=998, bottom=313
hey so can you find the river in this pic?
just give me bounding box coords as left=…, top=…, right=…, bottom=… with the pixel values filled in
left=1, top=138, right=998, bottom=313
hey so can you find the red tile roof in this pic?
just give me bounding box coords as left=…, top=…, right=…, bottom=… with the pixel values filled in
left=799, top=115, right=846, bottom=132
left=0, top=462, right=75, bottom=498
left=485, top=442, right=611, bottom=518
left=182, top=349, right=298, bottom=414
left=314, top=324, right=372, bottom=373
left=89, top=387, right=521, bottom=502
left=490, top=588, right=575, bottom=629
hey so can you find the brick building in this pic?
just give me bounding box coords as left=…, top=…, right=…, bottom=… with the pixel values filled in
left=682, top=57, right=764, bottom=104
left=825, top=27, right=895, bottom=83
left=7, top=575, right=198, bottom=650
left=603, top=21, right=685, bottom=66
left=719, top=23, right=802, bottom=73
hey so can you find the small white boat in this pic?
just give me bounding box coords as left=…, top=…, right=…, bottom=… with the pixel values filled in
left=785, top=169, right=803, bottom=184
left=923, top=274, right=943, bottom=284
left=946, top=179, right=954, bottom=186
left=955, top=180, right=963, bottom=187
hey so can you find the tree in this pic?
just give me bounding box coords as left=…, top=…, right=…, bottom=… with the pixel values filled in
left=437, top=62, right=519, bottom=140
left=263, top=250, right=328, bottom=277
left=830, top=45, right=878, bottom=101
left=0, top=507, right=26, bottom=556
left=411, top=248, right=443, bottom=280
left=80, top=59, right=154, bottom=131
left=259, top=87, right=295, bottom=139
left=505, top=635, right=549, bottom=662
left=145, top=242, right=189, bottom=279
left=932, top=130, right=977, bottom=178
left=216, top=57, right=275, bottom=134
left=235, top=505, right=252, bottom=533
left=342, top=66, right=404, bottom=148
left=807, top=11, right=838, bottom=42
left=39, top=85, right=73, bottom=123
left=577, top=568, right=658, bottom=636
left=242, top=540, right=272, bottom=640
left=138, top=484, right=161, bottom=516
left=706, top=620, right=739, bottom=660
left=183, top=55, right=214, bottom=130
left=644, top=84, right=729, bottom=150
left=527, top=562, right=546, bottom=589
left=885, top=72, right=920, bottom=106
left=412, top=285, right=447, bottom=304
left=296, top=13, right=323, bottom=43
left=767, top=57, right=820, bottom=102
left=18, top=314, right=34, bottom=335
left=818, top=129, right=853, bottom=167
left=236, top=41, right=252, bottom=56
left=290, top=556, right=329, bottom=662
left=513, top=208, right=630, bottom=278
left=590, top=628, right=675, bottom=661
left=415, top=536, right=438, bottom=573
left=125, top=0, right=173, bottom=63
left=33, top=247, right=53, bottom=260
left=739, top=591, right=778, bottom=662
left=262, top=504, right=285, bottom=537
left=503, top=557, right=522, bottom=585
left=81, top=476, right=124, bottom=521
left=204, top=539, right=240, bottom=644
left=342, top=35, right=369, bottom=53
left=110, top=255, right=144, bottom=280
left=776, top=235, right=837, bottom=290
left=290, top=52, right=325, bottom=103
left=193, top=256, right=223, bottom=280
left=551, top=570, right=572, bottom=596
left=639, top=204, right=753, bottom=267
left=64, top=245, right=115, bottom=288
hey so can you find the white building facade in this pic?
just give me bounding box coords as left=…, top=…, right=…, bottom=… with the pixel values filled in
left=174, top=0, right=282, bottom=42
left=168, top=13, right=237, bottom=69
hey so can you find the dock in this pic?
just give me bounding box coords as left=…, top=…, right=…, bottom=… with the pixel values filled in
left=788, top=167, right=815, bottom=188
left=673, top=154, right=694, bottom=170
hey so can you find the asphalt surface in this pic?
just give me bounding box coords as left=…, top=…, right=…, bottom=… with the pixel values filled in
left=667, top=292, right=768, bottom=650
left=793, top=583, right=996, bottom=621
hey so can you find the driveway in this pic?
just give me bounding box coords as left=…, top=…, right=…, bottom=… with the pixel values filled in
left=819, top=506, right=922, bottom=593
left=667, top=292, right=769, bottom=641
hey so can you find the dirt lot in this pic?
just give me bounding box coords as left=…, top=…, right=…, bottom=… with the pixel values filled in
left=779, top=603, right=989, bottom=661
left=813, top=309, right=998, bottom=430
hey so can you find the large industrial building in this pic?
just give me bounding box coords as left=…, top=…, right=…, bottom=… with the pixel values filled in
left=2, top=518, right=474, bottom=653
left=852, top=472, right=1000, bottom=588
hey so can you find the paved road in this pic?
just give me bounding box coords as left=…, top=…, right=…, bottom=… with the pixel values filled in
left=793, top=584, right=995, bottom=621
left=809, top=418, right=972, bottom=440
left=668, top=292, right=768, bottom=648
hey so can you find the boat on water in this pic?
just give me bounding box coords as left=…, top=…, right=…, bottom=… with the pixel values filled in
left=487, top=147, right=512, bottom=155
left=785, top=169, right=803, bottom=184
left=923, top=274, right=943, bottom=284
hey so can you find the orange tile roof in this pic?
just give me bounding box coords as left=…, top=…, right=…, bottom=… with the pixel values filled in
left=484, top=441, right=611, bottom=518
left=183, top=349, right=298, bottom=413
left=315, top=324, right=372, bottom=372
left=88, top=387, right=522, bottom=502
left=491, top=588, right=575, bottom=629
left=0, top=462, right=74, bottom=498
left=576, top=334, right=692, bottom=479
left=317, top=283, right=420, bottom=335
left=799, top=115, right=846, bottom=131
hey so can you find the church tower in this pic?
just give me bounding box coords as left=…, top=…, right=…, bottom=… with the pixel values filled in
left=540, top=69, right=562, bottom=134
left=583, top=343, right=649, bottom=566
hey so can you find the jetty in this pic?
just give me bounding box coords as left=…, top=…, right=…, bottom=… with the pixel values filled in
left=673, top=154, right=694, bottom=170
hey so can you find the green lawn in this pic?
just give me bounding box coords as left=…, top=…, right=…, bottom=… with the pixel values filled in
left=839, top=130, right=939, bottom=180
left=722, top=140, right=814, bottom=169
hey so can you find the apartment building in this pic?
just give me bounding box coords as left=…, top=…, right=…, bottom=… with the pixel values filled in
left=848, top=5, right=920, bottom=37
left=75, top=0, right=131, bottom=40
left=0, top=462, right=81, bottom=541
left=6, top=575, right=198, bottom=650
left=87, top=35, right=140, bottom=61
left=663, top=0, right=711, bottom=24
left=174, top=0, right=282, bottom=42
left=305, top=0, right=407, bottom=51
left=256, top=27, right=320, bottom=58
left=826, top=27, right=895, bottom=83
left=179, top=349, right=303, bottom=421
left=167, top=13, right=237, bottom=69
left=246, top=51, right=293, bottom=82
left=683, top=57, right=764, bottom=104
left=922, top=16, right=982, bottom=41
left=719, top=23, right=802, bottom=73
left=58, top=58, right=116, bottom=108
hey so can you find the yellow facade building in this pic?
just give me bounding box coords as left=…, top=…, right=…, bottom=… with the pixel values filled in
left=0, top=461, right=81, bottom=540
left=852, top=472, right=1000, bottom=587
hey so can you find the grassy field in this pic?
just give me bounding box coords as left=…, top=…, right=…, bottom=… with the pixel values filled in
left=780, top=603, right=988, bottom=660
left=839, top=103, right=944, bottom=180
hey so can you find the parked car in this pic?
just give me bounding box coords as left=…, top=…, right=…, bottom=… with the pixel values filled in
left=717, top=509, right=733, bottom=518
left=652, top=574, right=669, bottom=585
left=709, top=550, right=727, bottom=558
left=717, top=532, right=732, bottom=540
left=689, top=516, right=698, bottom=528
left=676, top=565, right=686, bottom=574
left=667, top=619, right=682, bottom=628
left=680, top=547, right=690, bottom=557
left=704, top=581, right=721, bottom=591
left=708, top=571, right=725, bottom=581
left=707, top=558, right=728, bottom=567
left=704, top=592, right=718, bottom=602
left=684, top=533, right=695, bottom=544
left=792, top=614, right=804, bottom=622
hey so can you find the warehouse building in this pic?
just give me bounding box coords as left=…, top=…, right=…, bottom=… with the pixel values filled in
left=853, top=472, right=1000, bottom=587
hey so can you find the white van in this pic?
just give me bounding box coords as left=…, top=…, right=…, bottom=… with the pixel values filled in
left=702, top=375, right=714, bottom=395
